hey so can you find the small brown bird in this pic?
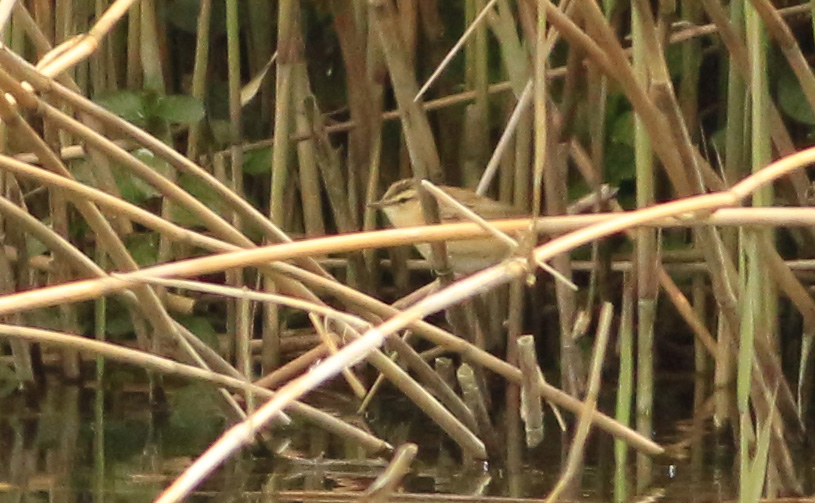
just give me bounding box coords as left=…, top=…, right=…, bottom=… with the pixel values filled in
left=371, top=179, right=523, bottom=275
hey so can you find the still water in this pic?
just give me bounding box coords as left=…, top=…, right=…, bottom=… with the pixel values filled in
left=0, top=368, right=792, bottom=503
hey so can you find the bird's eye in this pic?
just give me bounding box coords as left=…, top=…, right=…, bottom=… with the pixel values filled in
left=397, top=197, right=410, bottom=204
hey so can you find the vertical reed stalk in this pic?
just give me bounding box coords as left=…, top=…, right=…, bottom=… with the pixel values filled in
left=741, top=0, right=774, bottom=490
left=714, top=0, right=747, bottom=429
left=93, top=266, right=106, bottom=498
left=0, top=240, right=33, bottom=382
left=270, top=0, right=296, bottom=227
left=265, top=0, right=302, bottom=372
left=125, top=0, right=140, bottom=88
left=52, top=188, right=81, bottom=378
left=224, top=0, right=252, bottom=374
left=246, top=1, right=273, bottom=121
left=505, top=278, right=524, bottom=496
left=462, top=0, right=489, bottom=188
left=632, top=5, right=656, bottom=491
left=514, top=105, right=532, bottom=211
left=331, top=0, right=371, bottom=234
left=680, top=0, right=702, bottom=135
left=499, top=98, right=515, bottom=203
left=369, top=0, right=443, bottom=182
left=139, top=0, right=165, bottom=91
left=517, top=335, right=544, bottom=448
left=237, top=296, right=253, bottom=411
left=185, top=0, right=212, bottom=161
left=363, top=13, right=387, bottom=279
left=738, top=228, right=759, bottom=494
left=614, top=273, right=634, bottom=503
left=90, top=0, right=106, bottom=93
left=293, top=67, right=326, bottom=239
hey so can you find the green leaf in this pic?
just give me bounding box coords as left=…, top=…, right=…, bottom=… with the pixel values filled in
left=94, top=90, right=148, bottom=126
left=69, top=158, right=95, bottom=186
left=131, top=147, right=174, bottom=178
left=111, top=148, right=173, bottom=204
left=153, top=95, right=205, bottom=124
left=241, top=54, right=276, bottom=106
left=605, top=142, right=636, bottom=184
left=605, top=110, right=637, bottom=183
left=106, top=306, right=136, bottom=337
left=172, top=173, right=224, bottom=227
left=243, top=147, right=273, bottom=175
left=610, top=111, right=635, bottom=146
left=778, top=70, right=815, bottom=125
left=115, top=175, right=159, bottom=204
left=665, top=43, right=684, bottom=79
left=25, top=232, right=48, bottom=259
left=208, top=119, right=233, bottom=145
left=176, top=314, right=218, bottom=348
left=125, top=233, right=159, bottom=267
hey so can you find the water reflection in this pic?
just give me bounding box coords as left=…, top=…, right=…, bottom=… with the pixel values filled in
left=0, top=370, right=743, bottom=503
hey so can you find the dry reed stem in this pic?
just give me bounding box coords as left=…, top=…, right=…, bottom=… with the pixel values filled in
left=457, top=363, right=500, bottom=456
left=414, top=0, right=500, bottom=101
left=170, top=4, right=811, bottom=160
left=477, top=80, right=532, bottom=195
left=0, top=323, right=390, bottom=454
left=0, top=48, right=306, bottom=254
left=363, top=444, right=418, bottom=503
left=0, top=60, right=257, bottom=417
left=6, top=205, right=815, bottom=318
left=0, top=144, right=770, bottom=401
left=151, top=144, right=815, bottom=503
left=309, top=313, right=368, bottom=399
left=1, top=5, right=815, bottom=490
left=545, top=303, right=613, bottom=503
left=273, top=262, right=656, bottom=454
left=517, top=336, right=544, bottom=447
left=36, top=0, right=138, bottom=78
left=134, top=277, right=371, bottom=330
left=0, top=160, right=404, bottom=444
left=758, top=236, right=815, bottom=332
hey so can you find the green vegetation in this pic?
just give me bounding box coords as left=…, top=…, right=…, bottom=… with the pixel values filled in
left=1, top=0, right=815, bottom=501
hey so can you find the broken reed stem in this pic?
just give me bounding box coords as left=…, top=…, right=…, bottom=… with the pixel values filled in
left=518, top=335, right=544, bottom=448
left=0, top=323, right=390, bottom=453
left=150, top=147, right=812, bottom=501
left=457, top=363, right=500, bottom=456
left=435, top=358, right=458, bottom=394
left=363, top=443, right=419, bottom=503
left=4, top=142, right=815, bottom=503
left=545, top=302, right=614, bottom=503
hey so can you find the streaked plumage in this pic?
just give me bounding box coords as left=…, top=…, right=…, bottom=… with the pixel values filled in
left=372, top=179, right=523, bottom=274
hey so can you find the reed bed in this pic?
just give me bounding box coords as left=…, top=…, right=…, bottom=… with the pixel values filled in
left=0, top=0, right=814, bottom=502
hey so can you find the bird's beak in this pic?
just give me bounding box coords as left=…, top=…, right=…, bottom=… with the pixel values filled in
left=368, top=200, right=385, bottom=210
